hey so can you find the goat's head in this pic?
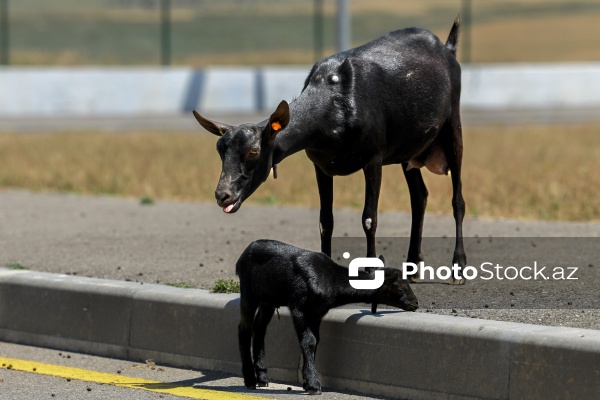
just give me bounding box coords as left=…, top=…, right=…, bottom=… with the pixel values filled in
left=193, top=101, right=290, bottom=213
left=376, top=268, right=419, bottom=312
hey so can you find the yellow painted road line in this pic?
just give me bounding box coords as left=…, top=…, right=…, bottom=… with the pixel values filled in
left=0, top=357, right=270, bottom=400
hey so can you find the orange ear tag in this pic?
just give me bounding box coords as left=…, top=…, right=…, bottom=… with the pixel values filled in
left=271, top=121, right=282, bottom=131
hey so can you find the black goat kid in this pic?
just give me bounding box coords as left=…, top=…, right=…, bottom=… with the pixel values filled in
left=236, top=240, right=418, bottom=395
left=195, top=19, right=466, bottom=284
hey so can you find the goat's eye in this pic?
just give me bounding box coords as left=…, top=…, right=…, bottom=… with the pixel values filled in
left=246, top=146, right=260, bottom=159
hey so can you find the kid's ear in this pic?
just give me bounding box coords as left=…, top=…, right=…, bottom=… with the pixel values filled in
left=193, top=110, right=233, bottom=137
left=265, top=100, right=290, bottom=138
left=384, top=272, right=400, bottom=285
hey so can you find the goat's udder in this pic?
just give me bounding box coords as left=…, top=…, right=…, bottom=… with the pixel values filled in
left=407, top=147, right=449, bottom=176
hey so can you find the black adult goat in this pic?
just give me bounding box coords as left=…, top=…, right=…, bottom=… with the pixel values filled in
left=195, top=19, right=466, bottom=284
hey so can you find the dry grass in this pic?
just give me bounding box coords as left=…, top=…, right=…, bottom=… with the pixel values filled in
left=469, top=12, right=600, bottom=62
left=0, top=123, right=598, bottom=222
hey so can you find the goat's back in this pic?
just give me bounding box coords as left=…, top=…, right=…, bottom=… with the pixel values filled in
left=236, top=240, right=339, bottom=308
left=297, top=24, right=461, bottom=173
left=305, top=26, right=459, bottom=102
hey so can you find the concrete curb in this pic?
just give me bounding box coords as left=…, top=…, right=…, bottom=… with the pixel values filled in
left=1, top=268, right=599, bottom=399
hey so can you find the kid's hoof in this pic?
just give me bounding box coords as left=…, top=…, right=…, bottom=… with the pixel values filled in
left=452, top=277, right=466, bottom=285
left=304, top=381, right=322, bottom=395
left=408, top=275, right=420, bottom=283
left=244, top=379, right=257, bottom=390
left=256, top=372, right=269, bottom=387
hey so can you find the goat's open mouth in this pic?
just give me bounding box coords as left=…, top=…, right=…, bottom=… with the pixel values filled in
left=222, top=198, right=242, bottom=214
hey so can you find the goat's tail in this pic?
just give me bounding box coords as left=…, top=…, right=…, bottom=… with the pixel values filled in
left=445, top=16, right=461, bottom=56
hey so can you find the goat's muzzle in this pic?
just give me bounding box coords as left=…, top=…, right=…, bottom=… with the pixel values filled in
left=215, top=190, right=241, bottom=213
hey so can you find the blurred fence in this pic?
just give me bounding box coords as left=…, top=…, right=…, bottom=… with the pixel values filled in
left=1, top=0, right=600, bottom=66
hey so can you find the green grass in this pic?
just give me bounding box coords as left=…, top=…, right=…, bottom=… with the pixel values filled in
left=6, top=263, right=29, bottom=270
left=139, top=196, right=154, bottom=206
left=166, top=282, right=194, bottom=289
left=212, top=278, right=240, bottom=294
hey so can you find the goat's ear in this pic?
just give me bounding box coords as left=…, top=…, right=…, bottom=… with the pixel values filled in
left=193, top=110, right=233, bottom=137
left=385, top=271, right=400, bottom=285
left=264, top=100, right=290, bottom=139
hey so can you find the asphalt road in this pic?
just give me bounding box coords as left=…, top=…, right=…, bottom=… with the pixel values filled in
left=0, top=342, right=390, bottom=400
left=1, top=189, right=599, bottom=329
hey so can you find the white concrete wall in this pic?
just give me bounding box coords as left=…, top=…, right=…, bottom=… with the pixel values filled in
left=0, top=68, right=191, bottom=116
left=1, top=63, right=600, bottom=116
left=462, top=63, right=600, bottom=109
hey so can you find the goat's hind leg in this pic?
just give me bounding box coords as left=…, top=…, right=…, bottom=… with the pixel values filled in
left=239, top=300, right=258, bottom=389
left=291, top=309, right=321, bottom=395
left=402, top=166, right=429, bottom=282
left=444, top=113, right=467, bottom=285
left=252, top=304, right=275, bottom=387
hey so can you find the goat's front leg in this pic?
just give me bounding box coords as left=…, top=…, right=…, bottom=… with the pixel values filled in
left=363, top=157, right=383, bottom=313
left=362, top=157, right=383, bottom=258
left=252, top=305, right=275, bottom=387
left=291, top=309, right=321, bottom=395
left=315, top=164, right=334, bottom=257
left=402, top=166, right=429, bottom=282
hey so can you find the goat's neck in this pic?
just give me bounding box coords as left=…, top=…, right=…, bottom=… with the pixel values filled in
left=272, top=101, right=320, bottom=164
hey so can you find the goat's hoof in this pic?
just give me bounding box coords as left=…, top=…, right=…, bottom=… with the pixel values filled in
left=243, top=379, right=257, bottom=390
left=256, top=372, right=269, bottom=387
left=452, top=277, right=466, bottom=285
left=304, top=381, right=322, bottom=395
